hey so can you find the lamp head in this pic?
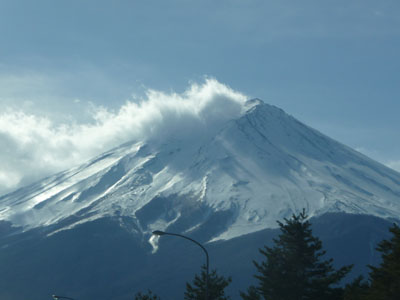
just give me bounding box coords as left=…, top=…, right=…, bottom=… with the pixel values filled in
left=152, top=230, right=166, bottom=236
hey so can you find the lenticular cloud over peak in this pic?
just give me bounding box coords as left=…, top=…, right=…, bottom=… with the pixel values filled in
left=0, top=79, right=248, bottom=196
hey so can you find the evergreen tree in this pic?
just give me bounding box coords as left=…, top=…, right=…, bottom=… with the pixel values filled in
left=244, top=210, right=352, bottom=300
left=240, top=286, right=261, bottom=300
left=366, top=223, right=400, bottom=300
left=134, top=290, right=161, bottom=300
left=184, top=265, right=232, bottom=300
left=343, top=275, right=369, bottom=300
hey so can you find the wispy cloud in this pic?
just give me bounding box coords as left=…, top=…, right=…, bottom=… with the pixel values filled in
left=0, top=79, right=247, bottom=196
left=387, top=161, right=400, bottom=173
left=355, top=147, right=400, bottom=173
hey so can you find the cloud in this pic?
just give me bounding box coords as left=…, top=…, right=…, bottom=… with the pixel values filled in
left=0, top=79, right=247, bottom=196
left=387, top=161, right=400, bottom=173
left=355, top=147, right=400, bottom=173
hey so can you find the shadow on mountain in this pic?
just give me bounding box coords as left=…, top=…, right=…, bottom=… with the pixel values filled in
left=0, top=212, right=395, bottom=300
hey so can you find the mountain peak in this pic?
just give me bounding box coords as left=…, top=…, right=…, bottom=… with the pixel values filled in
left=1, top=101, right=400, bottom=243
left=244, top=98, right=264, bottom=109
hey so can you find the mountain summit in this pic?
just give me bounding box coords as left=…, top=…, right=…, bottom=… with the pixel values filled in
left=1, top=99, right=400, bottom=243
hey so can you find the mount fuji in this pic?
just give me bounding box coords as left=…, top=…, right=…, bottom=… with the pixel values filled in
left=0, top=99, right=399, bottom=300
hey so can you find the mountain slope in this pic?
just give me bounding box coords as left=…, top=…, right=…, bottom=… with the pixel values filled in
left=1, top=99, right=399, bottom=244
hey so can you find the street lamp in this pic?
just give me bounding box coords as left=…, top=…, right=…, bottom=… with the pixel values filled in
left=152, top=230, right=209, bottom=300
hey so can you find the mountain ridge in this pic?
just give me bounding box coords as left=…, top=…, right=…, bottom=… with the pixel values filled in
left=1, top=99, right=399, bottom=244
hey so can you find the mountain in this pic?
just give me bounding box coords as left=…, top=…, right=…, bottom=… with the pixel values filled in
left=0, top=99, right=399, bottom=300
left=1, top=99, right=399, bottom=240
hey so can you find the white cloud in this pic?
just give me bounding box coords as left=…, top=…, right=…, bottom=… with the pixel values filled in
left=355, top=147, right=400, bottom=173
left=0, top=79, right=247, bottom=196
left=354, top=147, right=381, bottom=159
left=387, top=161, right=400, bottom=173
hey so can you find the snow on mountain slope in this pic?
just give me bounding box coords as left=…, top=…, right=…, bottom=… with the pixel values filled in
left=1, top=99, right=400, bottom=243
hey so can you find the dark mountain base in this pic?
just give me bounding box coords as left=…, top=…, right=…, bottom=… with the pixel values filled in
left=0, top=213, right=394, bottom=300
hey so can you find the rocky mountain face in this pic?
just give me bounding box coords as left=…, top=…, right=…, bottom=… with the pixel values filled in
left=0, top=99, right=399, bottom=300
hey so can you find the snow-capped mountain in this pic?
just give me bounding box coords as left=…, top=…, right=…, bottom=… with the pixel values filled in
left=1, top=99, right=400, bottom=244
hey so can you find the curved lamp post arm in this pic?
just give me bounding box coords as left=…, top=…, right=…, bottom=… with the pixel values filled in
left=152, top=230, right=209, bottom=300
left=153, top=231, right=209, bottom=266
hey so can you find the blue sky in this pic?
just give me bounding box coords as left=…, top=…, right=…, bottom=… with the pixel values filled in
left=0, top=0, right=399, bottom=195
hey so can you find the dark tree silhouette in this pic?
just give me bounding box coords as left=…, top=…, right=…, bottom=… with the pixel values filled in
left=343, top=275, right=369, bottom=300
left=184, top=265, right=232, bottom=300
left=242, top=210, right=352, bottom=300
left=134, top=290, right=161, bottom=300
left=366, top=223, right=400, bottom=300
left=240, top=286, right=261, bottom=300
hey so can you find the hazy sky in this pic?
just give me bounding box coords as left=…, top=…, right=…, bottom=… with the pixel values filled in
left=1, top=0, right=399, bottom=195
